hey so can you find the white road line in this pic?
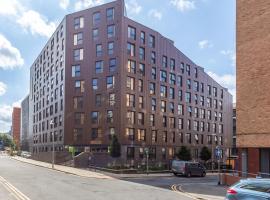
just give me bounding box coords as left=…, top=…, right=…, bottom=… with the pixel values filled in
left=0, top=175, right=31, bottom=200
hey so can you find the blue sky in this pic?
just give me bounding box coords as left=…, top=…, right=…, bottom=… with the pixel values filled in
left=0, top=0, right=235, bottom=132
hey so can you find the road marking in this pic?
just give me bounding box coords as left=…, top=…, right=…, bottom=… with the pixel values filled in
left=171, top=184, right=207, bottom=200
left=0, top=176, right=31, bottom=200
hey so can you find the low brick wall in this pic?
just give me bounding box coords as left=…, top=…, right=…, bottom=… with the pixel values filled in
left=222, top=173, right=241, bottom=186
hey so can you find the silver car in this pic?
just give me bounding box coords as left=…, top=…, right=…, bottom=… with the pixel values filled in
left=225, top=178, right=270, bottom=200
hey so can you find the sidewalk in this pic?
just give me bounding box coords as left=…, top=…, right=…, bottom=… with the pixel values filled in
left=12, top=156, right=112, bottom=179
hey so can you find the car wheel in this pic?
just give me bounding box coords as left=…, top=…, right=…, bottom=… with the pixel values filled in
left=186, top=172, right=191, bottom=177
left=201, top=172, right=206, bottom=177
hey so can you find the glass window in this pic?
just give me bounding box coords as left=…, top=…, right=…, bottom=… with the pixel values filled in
left=149, top=34, right=155, bottom=48
left=107, top=76, right=115, bottom=89
left=139, top=96, right=144, bottom=108
left=138, top=79, right=143, bottom=92
left=109, top=58, right=116, bottom=72
left=137, top=113, right=144, bottom=125
left=151, top=51, right=156, bottom=64
left=151, top=98, right=156, bottom=111
left=72, top=65, right=80, bottom=77
left=127, top=111, right=135, bottom=124
left=170, top=58, right=175, bottom=70
left=127, top=43, right=135, bottom=56
left=92, top=78, right=98, bottom=90
left=140, top=31, right=145, bottom=44
left=162, top=56, right=167, bottom=68
left=95, top=61, right=103, bottom=73
left=149, top=82, right=155, bottom=94
left=151, top=67, right=156, bottom=79
left=138, top=129, right=145, bottom=141
left=74, top=17, right=84, bottom=29
left=185, top=92, right=191, bottom=103
left=108, top=42, right=114, bottom=55
left=127, top=76, right=135, bottom=90
left=74, top=49, right=83, bottom=61
left=93, top=29, right=98, bottom=40
left=96, top=44, right=102, bottom=56
left=161, top=100, right=166, bottom=112
left=109, top=93, right=116, bottom=106
left=93, top=12, right=101, bottom=25
left=139, top=47, right=145, bottom=60
left=128, top=26, right=136, bottom=40
left=107, top=110, right=113, bottom=123
left=160, top=85, right=167, bottom=97
left=160, top=70, right=167, bottom=82
left=107, top=25, right=115, bottom=38
left=91, top=112, right=99, bottom=124
left=139, top=63, right=145, bottom=76
left=106, top=8, right=114, bottom=21
left=73, top=32, right=83, bottom=45
left=127, top=60, right=136, bottom=73
left=126, top=94, right=135, bottom=107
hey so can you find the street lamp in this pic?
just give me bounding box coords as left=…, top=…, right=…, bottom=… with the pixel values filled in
left=50, top=120, right=55, bottom=169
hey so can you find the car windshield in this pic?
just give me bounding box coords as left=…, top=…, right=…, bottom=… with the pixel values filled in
left=240, top=183, right=270, bottom=193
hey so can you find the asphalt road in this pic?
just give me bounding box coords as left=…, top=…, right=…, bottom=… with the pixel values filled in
left=0, top=157, right=194, bottom=200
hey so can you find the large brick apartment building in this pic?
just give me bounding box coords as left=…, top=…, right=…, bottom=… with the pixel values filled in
left=12, top=107, right=21, bottom=148
left=29, top=0, right=233, bottom=165
left=237, top=0, right=270, bottom=175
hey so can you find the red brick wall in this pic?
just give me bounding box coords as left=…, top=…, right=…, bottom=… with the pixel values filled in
left=248, top=148, right=260, bottom=175
left=12, top=107, right=21, bottom=147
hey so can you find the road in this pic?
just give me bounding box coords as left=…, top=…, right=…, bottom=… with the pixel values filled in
left=0, top=156, right=194, bottom=200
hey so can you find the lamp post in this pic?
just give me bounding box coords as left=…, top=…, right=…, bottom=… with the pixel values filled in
left=145, top=147, right=149, bottom=175
left=50, top=120, right=55, bottom=169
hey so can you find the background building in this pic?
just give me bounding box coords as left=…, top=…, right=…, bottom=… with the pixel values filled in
left=237, top=0, right=270, bottom=175
left=21, top=95, right=30, bottom=151
left=29, top=0, right=233, bottom=166
left=12, top=107, right=21, bottom=148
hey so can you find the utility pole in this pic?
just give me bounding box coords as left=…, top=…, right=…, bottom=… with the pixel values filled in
left=50, top=120, right=55, bottom=169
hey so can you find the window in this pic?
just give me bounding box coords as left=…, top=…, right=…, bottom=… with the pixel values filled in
left=127, top=76, right=135, bottom=90
left=169, top=87, right=174, bottom=99
left=72, top=65, right=80, bottom=77
left=213, top=87, right=217, bottom=97
left=187, top=79, right=191, bottom=89
left=207, top=97, right=212, bottom=108
left=92, top=78, right=98, bottom=90
left=106, top=76, right=115, bottom=89
left=108, top=42, right=114, bottom=55
left=106, top=8, right=114, bottom=21
left=160, top=85, right=167, bottom=97
left=194, top=94, right=198, bottom=104
left=96, top=44, right=102, bottom=56
left=109, top=58, right=116, bottom=72
left=169, top=117, right=175, bottom=128
left=91, top=128, right=100, bottom=140
left=180, top=63, right=184, bottom=73
left=127, top=111, right=135, bottom=124
left=127, top=147, right=135, bottom=158
left=127, top=60, right=136, bottom=73
left=169, top=73, right=176, bottom=85
left=194, top=81, right=199, bottom=92
left=95, top=94, right=101, bottom=106
left=194, top=107, right=199, bottom=118
left=186, top=64, right=191, bottom=75
left=219, top=100, right=223, bottom=110
left=109, top=93, right=116, bottom=106
left=92, top=29, right=98, bottom=40
left=162, top=56, right=167, bottom=68
left=200, top=83, right=204, bottom=93
left=95, top=61, right=103, bottom=73
left=207, top=85, right=212, bottom=95
left=126, top=128, right=135, bottom=141
left=126, top=94, right=135, bottom=107
left=107, top=110, right=113, bottom=123
left=140, top=31, right=145, bottom=44
left=177, top=75, right=182, bottom=87
left=73, top=128, right=83, bottom=141
left=107, top=25, right=115, bottom=38
left=207, top=135, right=212, bottom=144
left=127, top=42, right=135, bottom=56
left=161, top=100, right=166, bottom=112
left=93, top=12, right=101, bottom=25
left=150, top=114, right=155, bottom=126
left=128, top=26, right=136, bottom=40
left=74, top=113, right=84, bottom=125
left=178, top=90, right=183, bottom=101
left=185, top=92, right=191, bottom=103
left=151, top=51, right=156, bottom=64
left=138, top=129, right=145, bottom=141
left=75, top=80, right=85, bottom=92
left=214, top=99, right=218, bottom=109
left=194, top=68, right=198, bottom=78
left=151, top=67, right=156, bottom=79
left=186, top=133, right=191, bottom=144
left=170, top=59, right=175, bottom=71
left=193, top=121, right=199, bottom=131
left=139, top=63, right=145, bottom=75
left=169, top=102, right=174, bottom=113
left=74, top=33, right=83, bottom=45
left=178, top=104, right=184, bottom=115
left=149, top=82, right=155, bottom=95
left=74, top=49, right=83, bottom=61
left=219, top=124, right=223, bottom=134
left=207, top=110, right=212, bottom=120
left=219, top=112, right=223, bottom=122
left=149, top=35, right=155, bottom=48
left=139, top=96, right=144, bottom=108
left=139, top=47, right=145, bottom=60
left=74, top=17, right=84, bottom=29
left=160, top=70, right=167, bottom=82
left=138, top=79, right=143, bottom=92
left=200, top=96, right=204, bottom=106
left=163, top=131, right=167, bottom=142
left=151, top=98, right=156, bottom=111
left=178, top=118, right=183, bottom=129
left=200, top=109, right=205, bottom=119
left=138, top=113, right=144, bottom=125
left=73, top=96, right=83, bottom=109
left=91, top=111, right=99, bottom=124
left=187, top=120, right=191, bottom=130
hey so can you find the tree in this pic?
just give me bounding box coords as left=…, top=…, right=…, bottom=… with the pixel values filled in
left=108, top=135, right=121, bottom=158
left=177, top=146, right=191, bottom=161
left=200, top=146, right=212, bottom=163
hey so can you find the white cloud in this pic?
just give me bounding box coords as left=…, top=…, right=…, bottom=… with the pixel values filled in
left=0, top=99, right=23, bottom=132
left=75, top=0, right=105, bottom=11
left=125, top=0, right=142, bottom=15
left=221, top=50, right=236, bottom=67
left=207, top=71, right=236, bottom=102
left=170, top=0, right=195, bottom=12
left=59, top=0, right=70, bottom=10
left=0, top=82, right=7, bottom=96
left=148, top=9, right=162, bottom=20
left=0, top=0, right=56, bottom=38
left=0, top=0, right=24, bottom=16
left=198, top=40, right=213, bottom=49
left=17, top=10, right=56, bottom=38
left=0, top=34, right=24, bottom=70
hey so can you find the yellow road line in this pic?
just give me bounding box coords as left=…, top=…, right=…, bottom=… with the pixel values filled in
left=171, top=184, right=206, bottom=200
left=0, top=176, right=31, bottom=200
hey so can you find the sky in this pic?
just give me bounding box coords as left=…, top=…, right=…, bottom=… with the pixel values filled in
left=0, top=0, right=236, bottom=132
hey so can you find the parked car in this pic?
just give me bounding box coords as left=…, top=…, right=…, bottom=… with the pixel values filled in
left=225, top=178, right=270, bottom=200
left=21, top=151, right=31, bottom=158
left=171, top=160, right=206, bottom=177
